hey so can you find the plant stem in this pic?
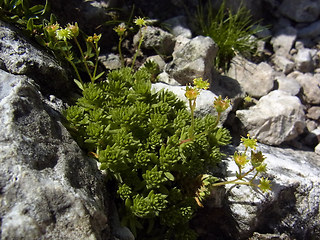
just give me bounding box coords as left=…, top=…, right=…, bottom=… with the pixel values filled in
left=62, top=41, right=83, bottom=85
left=118, top=36, right=124, bottom=67
left=131, top=26, right=145, bottom=70
left=189, top=99, right=195, bottom=139
left=73, top=37, right=93, bottom=81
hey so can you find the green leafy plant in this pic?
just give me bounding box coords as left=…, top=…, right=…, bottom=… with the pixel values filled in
left=41, top=20, right=104, bottom=89
left=0, top=0, right=49, bottom=35
left=194, top=0, right=265, bottom=71
left=64, top=67, right=233, bottom=239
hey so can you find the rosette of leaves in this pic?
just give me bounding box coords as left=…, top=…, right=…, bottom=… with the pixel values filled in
left=65, top=66, right=232, bottom=239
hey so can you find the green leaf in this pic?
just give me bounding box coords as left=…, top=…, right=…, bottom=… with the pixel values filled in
left=93, top=71, right=105, bottom=81
left=74, top=79, right=84, bottom=90
left=29, top=5, right=45, bottom=15
left=164, top=171, right=174, bottom=181
left=125, top=198, right=132, bottom=208
left=26, top=18, right=33, bottom=31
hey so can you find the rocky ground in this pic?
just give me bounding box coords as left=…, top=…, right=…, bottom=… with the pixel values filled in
left=1, top=0, right=320, bottom=239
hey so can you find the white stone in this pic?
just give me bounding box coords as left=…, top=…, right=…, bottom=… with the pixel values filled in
left=236, top=90, right=306, bottom=145
left=276, top=76, right=301, bottom=96
left=228, top=55, right=275, bottom=98
left=294, top=73, right=320, bottom=104
left=271, top=26, right=297, bottom=56
left=272, top=55, right=295, bottom=74
left=294, top=48, right=317, bottom=73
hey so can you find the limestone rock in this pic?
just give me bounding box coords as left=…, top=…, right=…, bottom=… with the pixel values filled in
left=292, top=73, right=320, bottom=104
left=298, top=20, right=320, bottom=39
left=307, top=106, right=320, bottom=120
left=133, top=26, right=176, bottom=56
left=228, top=55, right=275, bottom=98
left=276, top=76, right=301, bottom=96
left=0, top=70, right=111, bottom=239
left=279, top=0, right=320, bottom=23
left=166, top=36, right=218, bottom=85
left=294, top=48, right=317, bottom=73
left=236, top=90, right=306, bottom=145
left=270, top=26, right=297, bottom=56
left=0, top=20, right=69, bottom=96
left=164, top=16, right=192, bottom=38
left=272, top=55, right=295, bottom=74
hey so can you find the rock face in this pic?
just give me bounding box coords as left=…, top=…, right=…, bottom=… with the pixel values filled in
left=0, top=70, right=111, bottom=239
left=166, top=35, right=218, bottom=85
left=194, top=143, right=320, bottom=240
left=0, top=20, right=70, bottom=97
left=236, top=90, right=305, bottom=145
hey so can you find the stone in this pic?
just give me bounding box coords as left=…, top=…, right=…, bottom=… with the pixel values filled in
left=236, top=90, right=306, bottom=145
left=316, top=143, right=320, bottom=155
left=276, top=76, right=301, bottom=96
left=133, top=26, right=176, bottom=56
left=270, top=26, right=297, bottom=56
left=151, top=82, right=231, bottom=124
left=164, top=16, right=192, bottom=38
left=0, top=70, right=111, bottom=239
left=249, top=232, right=291, bottom=240
left=228, top=55, right=275, bottom=98
left=279, top=0, right=320, bottom=23
left=298, top=20, right=320, bottom=39
left=0, top=20, right=69, bottom=97
left=195, top=143, right=320, bottom=239
left=294, top=48, right=317, bottom=73
left=157, top=71, right=181, bottom=85
left=307, top=106, right=320, bottom=120
left=100, top=53, right=122, bottom=70
left=166, top=35, right=218, bottom=85
left=145, top=55, right=166, bottom=72
left=272, top=55, right=295, bottom=74
left=293, top=73, right=320, bottom=104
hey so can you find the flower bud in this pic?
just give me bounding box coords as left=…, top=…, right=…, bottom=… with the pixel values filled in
left=213, top=96, right=230, bottom=113
left=67, top=22, right=79, bottom=38
left=185, top=85, right=199, bottom=100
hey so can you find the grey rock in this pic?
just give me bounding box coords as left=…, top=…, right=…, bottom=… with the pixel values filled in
left=157, top=71, right=181, bottom=85
left=276, top=76, right=301, bottom=96
left=307, top=106, right=320, bottom=120
left=0, top=20, right=69, bottom=96
left=316, top=143, right=320, bottom=155
left=298, top=20, right=320, bottom=39
left=272, top=55, right=295, bottom=74
left=151, top=82, right=231, bottom=124
left=279, top=0, right=320, bottom=23
left=225, top=143, right=320, bottom=238
left=133, top=26, right=176, bottom=56
left=236, top=90, right=306, bottom=145
left=228, top=55, right=275, bottom=98
left=293, top=72, right=320, bottom=104
left=166, top=36, right=218, bottom=85
left=249, top=232, right=291, bottom=240
left=0, top=70, right=111, bottom=239
left=164, top=16, right=192, bottom=38
left=294, top=48, right=317, bottom=73
left=302, top=127, right=320, bottom=147
left=306, top=119, right=319, bottom=132
left=270, top=26, right=297, bottom=56
left=100, top=53, right=122, bottom=70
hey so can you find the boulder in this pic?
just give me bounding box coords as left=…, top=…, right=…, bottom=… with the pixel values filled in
left=270, top=26, right=297, bottom=56
left=276, top=76, right=301, bottom=96
left=194, top=143, right=320, bottom=239
left=236, top=90, right=306, bottom=145
left=279, top=0, right=320, bottom=23
left=166, top=35, right=218, bottom=85
left=290, top=72, right=320, bottom=104
left=0, top=70, right=111, bottom=239
left=133, top=26, right=176, bottom=56
left=0, top=20, right=69, bottom=97
left=294, top=48, right=317, bottom=73
left=228, top=55, right=275, bottom=98
left=298, top=20, right=320, bottom=39
left=227, top=143, right=320, bottom=239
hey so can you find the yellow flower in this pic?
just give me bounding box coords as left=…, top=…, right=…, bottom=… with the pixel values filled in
left=134, top=17, right=147, bottom=27
left=185, top=85, right=199, bottom=100
left=87, top=33, right=101, bottom=43
left=234, top=151, right=248, bottom=168
left=45, top=23, right=60, bottom=37
left=56, top=28, right=72, bottom=41
left=114, top=23, right=126, bottom=36
left=241, top=133, right=257, bottom=150
left=193, top=78, right=209, bottom=90
left=213, top=96, right=230, bottom=113
left=66, top=22, right=79, bottom=38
